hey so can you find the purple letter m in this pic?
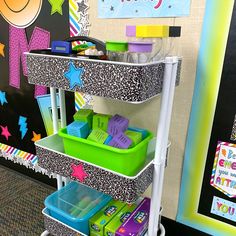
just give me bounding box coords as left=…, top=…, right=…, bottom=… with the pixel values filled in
left=9, top=26, right=50, bottom=97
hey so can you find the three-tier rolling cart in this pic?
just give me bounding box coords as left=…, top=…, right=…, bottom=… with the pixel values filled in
left=26, top=49, right=181, bottom=236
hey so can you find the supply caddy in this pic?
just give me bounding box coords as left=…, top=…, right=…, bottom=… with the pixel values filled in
left=26, top=36, right=181, bottom=236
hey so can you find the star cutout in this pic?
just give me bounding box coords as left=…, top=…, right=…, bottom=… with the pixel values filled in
left=71, top=164, right=88, bottom=182
left=64, top=62, right=84, bottom=89
left=1, top=126, right=11, bottom=140
left=110, top=6, right=114, bottom=11
left=77, top=0, right=89, bottom=13
left=0, top=43, right=5, bottom=57
left=31, top=131, right=41, bottom=142
left=0, top=91, right=7, bottom=105
left=79, top=13, right=90, bottom=28
left=48, top=0, right=65, bottom=15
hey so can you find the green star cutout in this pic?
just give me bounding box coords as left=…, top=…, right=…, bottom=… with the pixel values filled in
left=48, top=0, right=65, bottom=15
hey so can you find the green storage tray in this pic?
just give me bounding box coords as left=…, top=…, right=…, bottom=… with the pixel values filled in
left=58, top=128, right=153, bottom=176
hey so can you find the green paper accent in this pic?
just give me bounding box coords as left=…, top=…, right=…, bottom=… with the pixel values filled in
left=125, top=130, right=142, bottom=148
left=87, top=129, right=109, bottom=144
left=105, top=204, right=137, bottom=236
left=93, top=114, right=112, bottom=132
left=48, top=0, right=65, bottom=15
left=106, top=41, right=128, bottom=52
left=73, top=109, right=94, bottom=129
left=89, top=200, right=126, bottom=236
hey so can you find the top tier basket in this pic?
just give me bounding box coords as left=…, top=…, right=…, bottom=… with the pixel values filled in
left=26, top=52, right=181, bottom=103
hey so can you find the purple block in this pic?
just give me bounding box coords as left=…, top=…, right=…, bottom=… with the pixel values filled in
left=116, top=198, right=150, bottom=236
left=126, top=25, right=136, bottom=37
left=109, top=133, right=132, bottom=149
left=108, top=114, right=129, bottom=136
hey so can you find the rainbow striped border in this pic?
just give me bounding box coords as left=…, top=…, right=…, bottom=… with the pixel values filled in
left=69, top=0, right=94, bottom=111
left=210, top=141, right=236, bottom=198
left=177, top=1, right=236, bottom=235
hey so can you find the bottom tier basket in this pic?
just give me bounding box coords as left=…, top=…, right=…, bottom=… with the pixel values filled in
left=36, top=134, right=155, bottom=203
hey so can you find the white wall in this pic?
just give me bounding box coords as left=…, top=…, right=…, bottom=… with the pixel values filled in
left=88, top=0, right=206, bottom=219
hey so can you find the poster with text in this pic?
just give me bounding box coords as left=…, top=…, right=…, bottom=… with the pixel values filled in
left=98, top=0, right=191, bottom=18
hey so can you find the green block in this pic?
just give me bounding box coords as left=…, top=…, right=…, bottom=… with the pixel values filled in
left=87, top=129, right=109, bottom=144
left=89, top=199, right=126, bottom=236
left=73, top=109, right=94, bottom=129
left=93, top=114, right=112, bottom=132
left=125, top=130, right=142, bottom=148
left=105, top=204, right=137, bottom=236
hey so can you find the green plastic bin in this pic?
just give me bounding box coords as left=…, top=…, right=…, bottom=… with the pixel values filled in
left=58, top=128, right=153, bottom=176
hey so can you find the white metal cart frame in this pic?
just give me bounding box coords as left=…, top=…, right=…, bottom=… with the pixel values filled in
left=40, top=56, right=179, bottom=236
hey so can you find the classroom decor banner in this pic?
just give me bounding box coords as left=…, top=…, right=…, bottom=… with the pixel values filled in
left=98, top=0, right=191, bottom=18
left=0, top=0, right=91, bottom=174
left=177, top=1, right=236, bottom=235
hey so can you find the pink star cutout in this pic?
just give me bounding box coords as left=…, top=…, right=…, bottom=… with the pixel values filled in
left=1, top=126, right=11, bottom=140
left=71, top=164, right=88, bottom=182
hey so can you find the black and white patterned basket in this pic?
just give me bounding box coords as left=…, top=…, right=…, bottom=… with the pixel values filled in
left=36, top=134, right=154, bottom=203
left=26, top=53, right=181, bottom=102
left=43, top=208, right=85, bottom=236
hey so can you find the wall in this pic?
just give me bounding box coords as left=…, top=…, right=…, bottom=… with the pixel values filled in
left=88, top=0, right=206, bottom=219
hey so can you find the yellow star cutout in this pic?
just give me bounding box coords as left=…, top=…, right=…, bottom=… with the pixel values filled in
left=31, top=131, right=41, bottom=142
left=0, top=43, right=5, bottom=57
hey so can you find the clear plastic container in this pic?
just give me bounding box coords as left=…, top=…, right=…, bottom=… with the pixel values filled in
left=164, top=26, right=181, bottom=57
left=136, top=25, right=169, bottom=61
left=106, top=41, right=128, bottom=62
left=45, top=181, right=112, bottom=234
left=128, top=41, right=153, bottom=63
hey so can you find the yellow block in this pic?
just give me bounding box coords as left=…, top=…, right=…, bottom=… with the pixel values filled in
left=136, top=25, right=169, bottom=38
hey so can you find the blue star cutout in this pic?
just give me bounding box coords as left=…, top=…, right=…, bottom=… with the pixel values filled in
left=0, top=91, right=8, bottom=106
left=64, top=62, right=84, bottom=89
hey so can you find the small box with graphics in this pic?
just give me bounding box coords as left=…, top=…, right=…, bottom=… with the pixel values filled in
left=89, top=199, right=126, bottom=236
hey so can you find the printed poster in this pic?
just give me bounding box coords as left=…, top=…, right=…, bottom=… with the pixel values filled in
left=98, top=0, right=191, bottom=18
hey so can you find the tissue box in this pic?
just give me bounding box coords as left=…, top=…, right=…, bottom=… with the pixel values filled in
left=105, top=204, right=137, bottom=236
left=87, top=129, right=109, bottom=144
left=108, top=115, right=129, bottom=136
left=109, top=133, right=132, bottom=149
left=67, top=121, right=89, bottom=138
left=125, top=130, right=142, bottom=148
left=73, top=109, right=94, bottom=129
left=128, top=127, right=148, bottom=140
left=93, top=114, right=112, bottom=132
left=89, top=199, right=126, bottom=236
left=116, top=198, right=150, bottom=236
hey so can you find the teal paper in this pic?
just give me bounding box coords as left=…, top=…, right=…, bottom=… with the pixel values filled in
left=98, top=0, right=191, bottom=18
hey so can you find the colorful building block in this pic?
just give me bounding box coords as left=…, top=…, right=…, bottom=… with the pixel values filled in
left=105, top=204, right=137, bottom=236
left=73, top=109, right=94, bottom=129
left=125, top=130, right=142, bottom=148
left=67, top=121, right=89, bottom=138
left=92, top=113, right=112, bottom=132
left=108, top=114, right=129, bottom=136
left=109, top=133, right=132, bottom=149
left=87, top=129, right=109, bottom=144
left=89, top=200, right=126, bottom=236
left=128, top=127, right=148, bottom=140
left=116, top=198, right=150, bottom=236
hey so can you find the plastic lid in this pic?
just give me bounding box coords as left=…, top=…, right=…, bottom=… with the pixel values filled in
left=45, top=182, right=111, bottom=221
left=128, top=41, right=153, bottom=53
left=106, top=41, right=128, bottom=52
left=136, top=25, right=169, bottom=38
left=126, top=25, right=136, bottom=37
left=169, top=26, right=181, bottom=37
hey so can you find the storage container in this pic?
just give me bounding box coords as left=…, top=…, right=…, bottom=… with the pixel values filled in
left=58, top=127, right=153, bottom=176
left=44, top=182, right=112, bottom=234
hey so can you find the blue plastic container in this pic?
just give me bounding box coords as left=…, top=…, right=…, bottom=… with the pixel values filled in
left=44, top=182, right=112, bottom=234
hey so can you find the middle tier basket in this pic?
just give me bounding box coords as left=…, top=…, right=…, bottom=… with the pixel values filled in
left=36, top=134, right=155, bottom=203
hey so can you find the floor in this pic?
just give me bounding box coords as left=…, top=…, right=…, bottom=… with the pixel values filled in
left=0, top=165, right=54, bottom=236
left=0, top=163, right=209, bottom=236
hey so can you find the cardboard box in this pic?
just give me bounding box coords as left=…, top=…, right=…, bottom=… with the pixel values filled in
left=115, top=198, right=150, bottom=236
left=89, top=199, right=126, bottom=236
left=105, top=204, right=137, bottom=236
